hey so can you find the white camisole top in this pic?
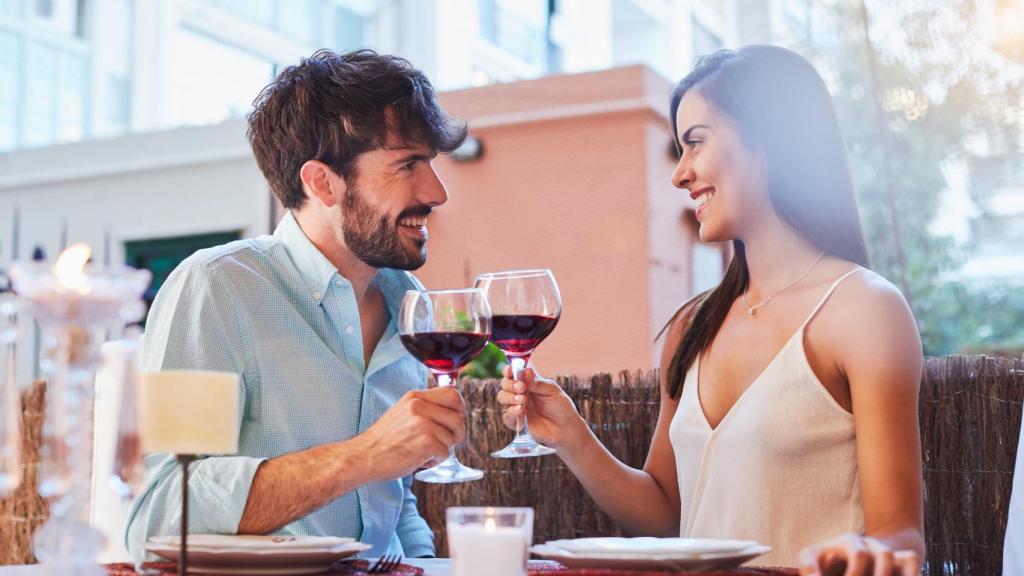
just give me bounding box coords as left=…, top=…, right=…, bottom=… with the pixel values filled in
left=669, top=268, right=865, bottom=567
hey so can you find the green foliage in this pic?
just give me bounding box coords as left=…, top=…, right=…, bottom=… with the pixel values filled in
left=919, top=280, right=1024, bottom=355
left=799, top=0, right=1024, bottom=355
left=461, top=342, right=508, bottom=379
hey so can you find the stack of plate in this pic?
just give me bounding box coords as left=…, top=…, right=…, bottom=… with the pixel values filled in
left=530, top=536, right=770, bottom=571
left=145, top=535, right=371, bottom=575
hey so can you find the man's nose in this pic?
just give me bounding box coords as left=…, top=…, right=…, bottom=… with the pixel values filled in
left=420, top=164, right=448, bottom=207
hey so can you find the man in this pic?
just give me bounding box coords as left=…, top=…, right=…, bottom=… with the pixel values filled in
left=125, top=49, right=469, bottom=558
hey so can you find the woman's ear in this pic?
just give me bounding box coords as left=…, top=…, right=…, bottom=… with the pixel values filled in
left=299, top=160, right=346, bottom=208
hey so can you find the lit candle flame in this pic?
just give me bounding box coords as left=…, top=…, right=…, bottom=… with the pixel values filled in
left=53, top=243, right=92, bottom=295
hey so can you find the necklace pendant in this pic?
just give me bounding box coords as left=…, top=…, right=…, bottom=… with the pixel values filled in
left=747, top=308, right=756, bottom=316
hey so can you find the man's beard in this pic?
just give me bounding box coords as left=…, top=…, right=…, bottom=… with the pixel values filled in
left=341, top=186, right=429, bottom=271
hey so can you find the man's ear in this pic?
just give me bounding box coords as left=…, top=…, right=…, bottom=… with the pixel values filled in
left=299, top=160, right=346, bottom=208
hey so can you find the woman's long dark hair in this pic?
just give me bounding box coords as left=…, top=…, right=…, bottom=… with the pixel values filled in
left=664, top=45, right=870, bottom=400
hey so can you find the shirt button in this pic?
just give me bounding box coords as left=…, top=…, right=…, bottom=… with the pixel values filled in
left=312, top=290, right=321, bottom=299
left=345, top=325, right=355, bottom=335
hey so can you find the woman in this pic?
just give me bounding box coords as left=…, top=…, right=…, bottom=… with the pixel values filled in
left=498, top=45, right=925, bottom=575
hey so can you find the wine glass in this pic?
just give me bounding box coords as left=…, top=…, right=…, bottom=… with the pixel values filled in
left=399, top=288, right=492, bottom=483
left=474, top=269, right=560, bottom=458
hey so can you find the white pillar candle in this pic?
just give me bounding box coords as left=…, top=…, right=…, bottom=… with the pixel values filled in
left=138, top=370, right=239, bottom=455
left=447, top=508, right=533, bottom=576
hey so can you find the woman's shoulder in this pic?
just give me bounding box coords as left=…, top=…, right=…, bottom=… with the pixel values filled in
left=817, top=264, right=922, bottom=368
left=828, top=266, right=913, bottom=321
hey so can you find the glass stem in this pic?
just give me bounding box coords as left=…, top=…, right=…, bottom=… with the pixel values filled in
left=434, top=372, right=459, bottom=467
left=509, top=356, right=532, bottom=441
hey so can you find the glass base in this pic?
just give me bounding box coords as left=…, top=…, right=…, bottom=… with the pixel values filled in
left=32, top=518, right=107, bottom=576
left=491, top=438, right=557, bottom=459
left=414, top=462, right=484, bottom=483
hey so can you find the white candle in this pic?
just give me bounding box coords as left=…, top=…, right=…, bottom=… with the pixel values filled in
left=447, top=508, right=533, bottom=576
left=138, top=370, right=239, bottom=455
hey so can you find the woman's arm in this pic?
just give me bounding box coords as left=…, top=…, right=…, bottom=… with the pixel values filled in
left=497, top=309, right=691, bottom=536
left=800, top=273, right=925, bottom=575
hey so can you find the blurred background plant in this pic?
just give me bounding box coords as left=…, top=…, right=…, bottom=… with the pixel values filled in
left=801, top=0, right=1024, bottom=356
left=461, top=342, right=507, bottom=379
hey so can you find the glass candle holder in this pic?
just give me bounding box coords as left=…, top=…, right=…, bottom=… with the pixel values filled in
left=10, top=245, right=150, bottom=575
left=447, top=507, right=534, bottom=576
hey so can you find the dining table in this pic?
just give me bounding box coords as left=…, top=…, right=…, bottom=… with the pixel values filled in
left=0, top=559, right=800, bottom=576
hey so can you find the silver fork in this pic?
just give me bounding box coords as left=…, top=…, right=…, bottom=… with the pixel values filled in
left=367, top=554, right=403, bottom=574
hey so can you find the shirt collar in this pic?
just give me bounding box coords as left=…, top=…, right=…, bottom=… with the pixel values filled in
left=275, top=211, right=425, bottom=309
left=275, top=211, right=339, bottom=301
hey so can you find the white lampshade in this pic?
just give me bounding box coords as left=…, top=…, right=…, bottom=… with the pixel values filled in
left=138, top=370, right=240, bottom=455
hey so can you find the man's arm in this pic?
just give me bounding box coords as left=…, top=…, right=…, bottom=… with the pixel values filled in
left=126, top=454, right=266, bottom=553
left=236, top=386, right=465, bottom=534
left=127, top=254, right=465, bottom=546
left=126, top=257, right=261, bottom=553
left=394, top=474, right=435, bottom=557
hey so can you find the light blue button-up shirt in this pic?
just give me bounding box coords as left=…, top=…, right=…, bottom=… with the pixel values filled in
left=124, top=212, right=434, bottom=558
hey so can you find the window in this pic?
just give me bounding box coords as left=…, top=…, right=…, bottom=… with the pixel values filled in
left=278, top=0, right=319, bottom=44
left=200, top=0, right=324, bottom=45
left=691, top=15, right=723, bottom=65
left=23, top=43, right=58, bottom=147
left=682, top=208, right=725, bottom=293
left=32, top=0, right=86, bottom=38
left=170, top=28, right=276, bottom=127
left=478, top=0, right=548, bottom=68
left=0, top=32, right=18, bottom=152
left=0, top=0, right=20, bottom=17
left=21, top=42, right=86, bottom=148
left=333, top=5, right=363, bottom=52
left=92, top=0, right=132, bottom=138
left=204, top=0, right=274, bottom=26
left=56, top=52, right=85, bottom=142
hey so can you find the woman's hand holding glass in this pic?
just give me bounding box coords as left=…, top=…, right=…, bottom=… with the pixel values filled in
left=496, top=366, right=587, bottom=453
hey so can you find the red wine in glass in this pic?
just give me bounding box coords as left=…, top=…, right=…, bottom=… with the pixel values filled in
left=490, top=314, right=559, bottom=356
left=400, top=331, right=489, bottom=372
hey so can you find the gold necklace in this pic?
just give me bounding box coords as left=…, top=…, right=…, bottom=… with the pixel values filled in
left=742, top=250, right=826, bottom=317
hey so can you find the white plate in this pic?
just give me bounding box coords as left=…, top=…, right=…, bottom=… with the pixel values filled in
left=530, top=543, right=772, bottom=572
left=542, top=537, right=759, bottom=558
left=145, top=539, right=371, bottom=574
left=148, top=535, right=357, bottom=552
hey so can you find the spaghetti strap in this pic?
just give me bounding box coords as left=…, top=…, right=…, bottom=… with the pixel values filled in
left=800, top=267, right=863, bottom=329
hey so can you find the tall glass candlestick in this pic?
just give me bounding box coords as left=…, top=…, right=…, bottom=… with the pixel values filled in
left=10, top=244, right=150, bottom=575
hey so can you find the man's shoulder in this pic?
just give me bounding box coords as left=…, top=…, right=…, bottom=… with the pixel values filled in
left=174, top=235, right=283, bottom=282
